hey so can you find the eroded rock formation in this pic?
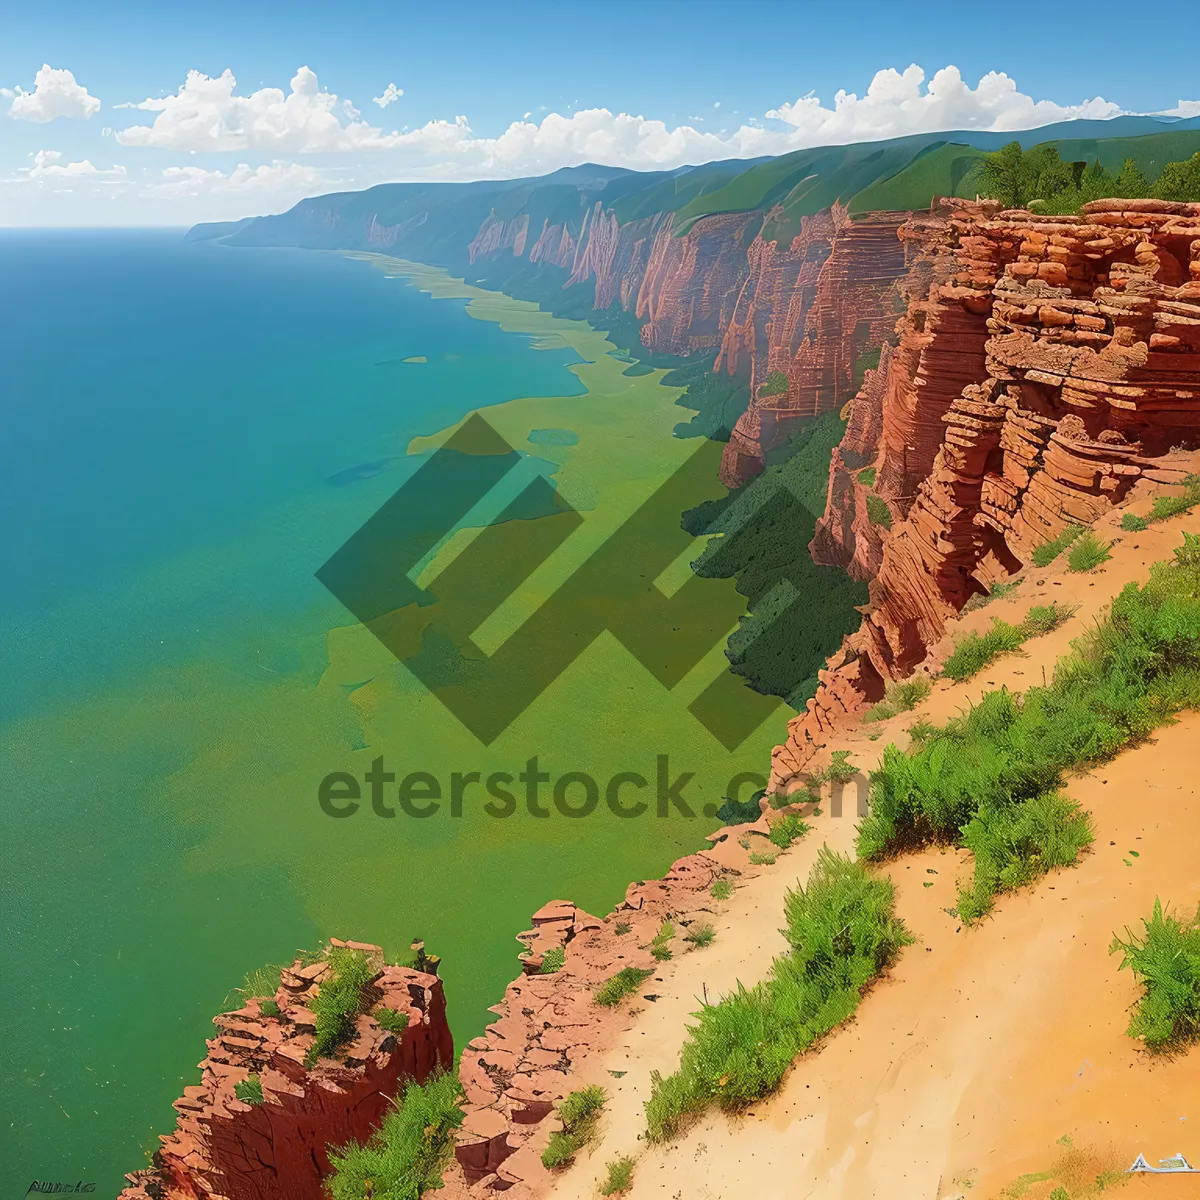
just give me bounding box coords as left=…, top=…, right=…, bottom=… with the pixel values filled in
left=774, top=198, right=1200, bottom=785
left=119, top=940, right=452, bottom=1200
left=441, top=854, right=730, bottom=1199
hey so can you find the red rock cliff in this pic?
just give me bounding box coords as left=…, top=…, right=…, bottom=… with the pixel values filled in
left=119, top=940, right=453, bottom=1200
left=773, top=197, right=1200, bottom=785
left=717, top=206, right=910, bottom=485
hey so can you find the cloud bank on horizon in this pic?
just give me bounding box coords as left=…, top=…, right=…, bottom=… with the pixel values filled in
left=2, top=59, right=1198, bottom=224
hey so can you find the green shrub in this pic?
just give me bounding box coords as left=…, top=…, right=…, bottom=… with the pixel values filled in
left=1067, top=532, right=1112, bottom=573
left=600, top=1156, right=635, bottom=1196
left=308, top=947, right=376, bottom=1064
left=258, top=998, right=281, bottom=1018
left=824, top=750, right=858, bottom=786
left=710, top=880, right=733, bottom=901
left=327, top=1073, right=464, bottom=1200
left=749, top=850, right=777, bottom=865
left=768, top=813, right=811, bottom=849
left=863, top=677, right=932, bottom=723
left=865, top=493, right=892, bottom=530
left=375, top=1007, right=410, bottom=1034
left=1111, top=899, right=1200, bottom=1050
left=1031, top=524, right=1085, bottom=567
left=234, top=1075, right=264, bottom=1105
left=539, top=946, right=566, bottom=974
left=857, top=467, right=877, bottom=487
left=1122, top=513, right=1150, bottom=532
left=860, top=536, right=1200, bottom=919
left=542, top=1086, right=607, bottom=1169
left=223, top=962, right=284, bottom=1012
left=614, top=920, right=631, bottom=935
left=595, top=967, right=656, bottom=1007
left=645, top=851, right=910, bottom=1141
left=684, top=923, right=715, bottom=948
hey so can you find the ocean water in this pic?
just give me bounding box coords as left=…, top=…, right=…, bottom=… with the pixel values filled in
left=0, top=231, right=783, bottom=1195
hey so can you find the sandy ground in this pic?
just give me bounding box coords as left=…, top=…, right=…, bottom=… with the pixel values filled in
left=547, top=506, right=1200, bottom=1200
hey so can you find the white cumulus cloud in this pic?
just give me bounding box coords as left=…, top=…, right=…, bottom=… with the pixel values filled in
left=108, top=61, right=1200, bottom=183
left=1160, top=99, right=1200, bottom=118
left=115, top=65, right=395, bottom=152
left=3, top=64, right=101, bottom=122
left=373, top=82, right=403, bottom=109
left=765, top=65, right=1122, bottom=139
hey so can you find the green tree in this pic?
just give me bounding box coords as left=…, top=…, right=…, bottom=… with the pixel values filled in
left=1153, top=152, right=1200, bottom=202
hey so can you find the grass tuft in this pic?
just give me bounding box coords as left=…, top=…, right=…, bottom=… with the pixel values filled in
left=863, top=677, right=932, bottom=724
left=599, top=1156, right=635, bottom=1196
left=1030, top=524, right=1085, bottom=567
left=768, top=813, right=811, bottom=849
left=375, top=1007, right=410, bottom=1034
left=710, top=880, right=733, bottom=901
left=644, top=850, right=910, bottom=1142
left=1110, top=899, right=1200, bottom=1050
left=539, top=946, right=566, bottom=974
left=942, top=602, right=1074, bottom=682
left=542, top=1086, right=607, bottom=1170
left=684, top=923, right=715, bottom=949
left=865, top=493, right=892, bottom=530
left=327, top=1073, right=463, bottom=1200
left=595, top=967, right=656, bottom=1008
left=650, top=922, right=675, bottom=961
left=1067, top=532, right=1112, bottom=573
left=308, top=947, right=376, bottom=1064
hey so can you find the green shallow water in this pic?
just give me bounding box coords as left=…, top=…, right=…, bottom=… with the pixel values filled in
left=1, top=240, right=787, bottom=1194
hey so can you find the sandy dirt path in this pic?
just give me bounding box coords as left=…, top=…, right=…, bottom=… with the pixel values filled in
left=547, top=511, right=1200, bottom=1200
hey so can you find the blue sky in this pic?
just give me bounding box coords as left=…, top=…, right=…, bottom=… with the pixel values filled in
left=2, top=0, right=1198, bottom=226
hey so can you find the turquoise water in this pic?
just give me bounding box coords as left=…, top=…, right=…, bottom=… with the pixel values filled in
left=0, top=230, right=591, bottom=1192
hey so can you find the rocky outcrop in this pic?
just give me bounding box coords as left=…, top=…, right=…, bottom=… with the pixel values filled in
left=442, top=854, right=731, bottom=1200
left=119, top=941, right=452, bottom=1200
left=718, top=206, right=910, bottom=484
left=773, top=198, right=1200, bottom=785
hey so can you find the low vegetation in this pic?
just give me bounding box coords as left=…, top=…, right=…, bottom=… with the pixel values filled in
left=1111, top=899, right=1200, bottom=1051
left=1121, top=476, right=1200, bottom=533
left=308, top=947, right=376, bottom=1064
left=233, top=1075, right=264, bottom=1106
left=748, top=849, right=777, bottom=865
left=767, top=812, right=810, bottom=849
left=865, top=493, right=893, bottom=530
left=942, top=602, right=1075, bottom=682
left=860, top=535, right=1200, bottom=921
left=541, top=1086, right=607, bottom=1169
left=599, top=1156, right=635, bottom=1196
left=327, top=1073, right=464, bottom=1200
left=258, top=998, right=281, bottom=1017
left=539, top=946, right=566, bottom=975
left=684, top=923, right=715, bottom=949
left=1031, top=523, right=1085, bottom=567
left=972, top=142, right=1200, bottom=212
left=857, top=467, right=876, bottom=487
left=715, top=790, right=764, bottom=825
left=710, top=880, right=733, bottom=901
left=1066, top=532, right=1112, bottom=573
left=863, top=677, right=932, bottom=724
left=650, top=922, right=676, bottom=962
left=375, top=1007, right=409, bottom=1034
left=644, top=850, right=910, bottom=1142
left=595, top=967, right=656, bottom=1008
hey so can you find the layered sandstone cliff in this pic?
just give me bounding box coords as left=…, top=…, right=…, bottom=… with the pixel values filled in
left=774, top=197, right=1200, bottom=784
left=119, top=940, right=452, bottom=1200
